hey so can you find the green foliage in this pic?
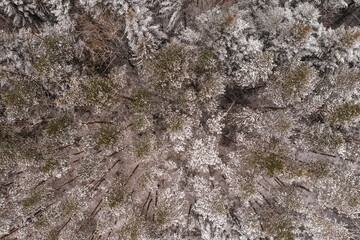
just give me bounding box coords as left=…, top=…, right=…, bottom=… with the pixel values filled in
left=94, top=126, right=118, bottom=147
left=329, top=102, right=360, bottom=125
left=46, top=115, right=73, bottom=137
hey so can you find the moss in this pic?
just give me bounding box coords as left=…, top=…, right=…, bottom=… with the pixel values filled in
left=156, top=209, right=168, bottom=227
left=41, top=158, right=59, bottom=173
left=43, top=36, right=61, bottom=52
left=33, top=55, right=49, bottom=73
left=306, top=125, right=344, bottom=155
left=108, top=188, right=125, bottom=208
left=32, top=36, right=73, bottom=74
left=3, top=80, right=43, bottom=110
left=133, top=116, right=146, bottom=131
left=306, top=161, right=330, bottom=179
left=130, top=90, right=152, bottom=111
left=330, top=103, right=360, bottom=125
left=120, top=220, right=140, bottom=240
left=270, top=220, right=295, bottom=240
left=135, top=141, right=150, bottom=159
left=83, top=77, right=113, bottom=104
left=24, top=149, right=44, bottom=162
left=146, top=44, right=188, bottom=91
left=254, top=151, right=284, bottom=177
left=194, top=49, right=214, bottom=75
left=22, top=193, right=41, bottom=208
left=263, top=210, right=295, bottom=240
left=35, top=216, right=48, bottom=229
left=283, top=63, right=312, bottom=98
left=94, top=126, right=118, bottom=147
left=64, top=201, right=78, bottom=215
left=46, top=115, right=73, bottom=137
left=169, top=115, right=184, bottom=132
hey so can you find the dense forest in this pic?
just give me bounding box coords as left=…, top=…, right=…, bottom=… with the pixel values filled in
left=1, top=0, right=360, bottom=239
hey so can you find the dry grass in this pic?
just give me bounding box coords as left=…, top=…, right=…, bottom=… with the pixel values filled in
left=74, top=7, right=126, bottom=73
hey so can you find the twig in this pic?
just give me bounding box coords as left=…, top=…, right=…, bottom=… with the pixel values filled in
left=208, top=165, right=215, bottom=189
left=294, top=183, right=311, bottom=192
left=2, top=182, right=14, bottom=187
left=259, top=192, right=272, bottom=207
left=56, top=144, right=73, bottom=151
left=0, top=227, right=20, bottom=239
left=124, top=164, right=139, bottom=186
left=56, top=176, right=78, bottom=191
left=107, top=151, right=119, bottom=158
left=55, top=217, right=72, bottom=237
left=1, top=69, right=31, bottom=78
left=140, top=192, right=151, bottom=216
left=119, top=95, right=135, bottom=101
left=82, top=120, right=109, bottom=125
left=33, top=180, right=46, bottom=190
left=90, top=199, right=103, bottom=216
left=188, top=204, right=193, bottom=215
left=73, top=150, right=85, bottom=156
left=92, top=176, right=105, bottom=192
left=274, top=177, right=285, bottom=187
left=145, top=198, right=153, bottom=219
left=108, top=159, right=121, bottom=171
left=155, top=190, right=158, bottom=207
left=249, top=201, right=258, bottom=215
